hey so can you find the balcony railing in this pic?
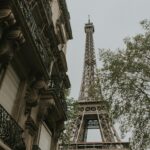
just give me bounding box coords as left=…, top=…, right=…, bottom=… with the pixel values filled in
left=59, top=142, right=129, bottom=150
left=39, top=0, right=52, bottom=26
left=16, top=0, right=53, bottom=72
left=0, top=104, right=25, bottom=149
left=49, top=79, right=67, bottom=112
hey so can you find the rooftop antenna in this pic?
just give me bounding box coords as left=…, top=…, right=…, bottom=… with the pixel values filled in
left=88, top=15, right=90, bottom=23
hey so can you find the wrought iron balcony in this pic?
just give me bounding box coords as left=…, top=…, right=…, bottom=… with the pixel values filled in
left=0, top=104, right=25, bottom=150
left=38, top=0, right=52, bottom=26
left=15, top=0, right=53, bottom=72
left=49, top=78, right=67, bottom=112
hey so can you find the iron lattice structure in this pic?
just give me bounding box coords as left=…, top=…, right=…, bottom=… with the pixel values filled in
left=79, top=20, right=97, bottom=102
left=60, top=20, right=129, bottom=150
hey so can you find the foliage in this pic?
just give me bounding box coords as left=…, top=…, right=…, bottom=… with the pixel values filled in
left=99, top=20, right=150, bottom=150
left=60, top=97, right=78, bottom=144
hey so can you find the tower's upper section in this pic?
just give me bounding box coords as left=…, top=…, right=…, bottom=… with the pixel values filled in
left=84, top=20, right=95, bottom=33
left=79, top=20, right=99, bottom=102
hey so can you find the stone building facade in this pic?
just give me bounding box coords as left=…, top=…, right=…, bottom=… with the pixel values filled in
left=0, top=0, right=72, bottom=150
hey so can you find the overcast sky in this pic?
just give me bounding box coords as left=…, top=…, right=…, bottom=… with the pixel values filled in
left=65, top=0, right=150, bottom=142
left=66, top=0, right=150, bottom=99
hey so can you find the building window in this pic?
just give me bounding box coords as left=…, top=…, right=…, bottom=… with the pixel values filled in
left=39, top=123, right=52, bottom=150
left=0, top=65, right=20, bottom=114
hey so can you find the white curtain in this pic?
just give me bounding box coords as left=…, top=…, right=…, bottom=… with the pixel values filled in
left=0, top=65, right=20, bottom=114
left=39, top=123, right=52, bottom=150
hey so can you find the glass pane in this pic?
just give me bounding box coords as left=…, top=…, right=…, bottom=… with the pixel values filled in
left=86, top=129, right=102, bottom=142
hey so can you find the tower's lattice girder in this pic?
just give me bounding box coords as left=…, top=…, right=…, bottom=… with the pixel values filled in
left=60, top=20, right=129, bottom=150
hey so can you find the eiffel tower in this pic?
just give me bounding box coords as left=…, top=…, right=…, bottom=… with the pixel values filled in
left=60, top=19, right=129, bottom=150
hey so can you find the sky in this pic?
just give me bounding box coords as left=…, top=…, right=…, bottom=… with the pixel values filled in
left=66, top=0, right=150, bottom=99
left=65, top=0, right=150, bottom=142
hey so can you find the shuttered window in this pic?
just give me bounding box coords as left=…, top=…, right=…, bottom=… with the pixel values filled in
left=39, top=123, right=52, bottom=150
left=0, top=65, right=20, bottom=114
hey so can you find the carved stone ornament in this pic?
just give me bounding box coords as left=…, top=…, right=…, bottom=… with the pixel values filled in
left=0, top=7, right=25, bottom=70
left=0, top=40, right=13, bottom=63
left=0, top=28, right=25, bottom=70
left=0, top=9, right=16, bottom=26
left=26, top=88, right=39, bottom=105
left=25, top=79, right=48, bottom=114
left=25, top=115, right=38, bottom=136
left=54, top=121, right=64, bottom=139
left=32, top=79, right=48, bottom=90
left=7, top=28, right=25, bottom=44
left=38, top=94, right=56, bottom=120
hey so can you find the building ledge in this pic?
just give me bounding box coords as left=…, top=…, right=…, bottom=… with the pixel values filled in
left=0, top=140, right=11, bottom=150
left=60, top=142, right=130, bottom=150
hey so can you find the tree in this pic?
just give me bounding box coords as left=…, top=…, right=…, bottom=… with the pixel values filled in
left=60, top=97, right=78, bottom=145
left=99, top=20, right=150, bottom=150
